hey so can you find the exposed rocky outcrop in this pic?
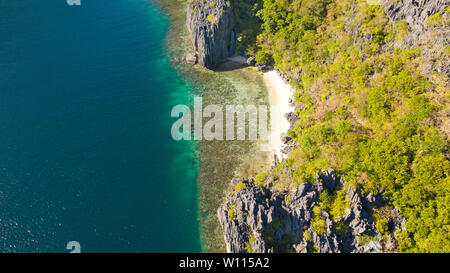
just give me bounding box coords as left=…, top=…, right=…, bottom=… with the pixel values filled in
left=218, top=168, right=406, bottom=253
left=279, top=111, right=299, bottom=156
left=383, top=0, right=448, bottom=43
left=285, top=112, right=299, bottom=128
left=382, top=0, right=449, bottom=76
left=187, top=0, right=237, bottom=69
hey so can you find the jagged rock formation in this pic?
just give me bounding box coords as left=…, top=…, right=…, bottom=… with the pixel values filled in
left=281, top=111, right=299, bottom=155
left=187, top=0, right=237, bottom=69
left=383, top=0, right=448, bottom=43
left=218, top=168, right=406, bottom=253
left=383, top=0, right=449, bottom=76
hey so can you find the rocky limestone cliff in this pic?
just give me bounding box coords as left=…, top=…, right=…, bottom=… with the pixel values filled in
left=218, top=168, right=406, bottom=253
left=187, top=0, right=237, bottom=69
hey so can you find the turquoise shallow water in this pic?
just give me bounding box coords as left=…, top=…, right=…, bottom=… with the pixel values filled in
left=0, top=0, right=200, bottom=252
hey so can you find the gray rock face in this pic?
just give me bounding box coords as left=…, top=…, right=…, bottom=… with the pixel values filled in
left=280, top=133, right=291, bottom=144
left=383, top=0, right=447, bottom=43
left=187, top=0, right=237, bottom=69
left=382, top=0, right=449, bottom=76
left=218, top=168, right=390, bottom=253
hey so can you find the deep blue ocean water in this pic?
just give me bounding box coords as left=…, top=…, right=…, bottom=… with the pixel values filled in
left=0, top=0, right=200, bottom=252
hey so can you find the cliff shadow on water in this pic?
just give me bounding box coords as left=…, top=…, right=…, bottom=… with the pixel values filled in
left=156, top=0, right=273, bottom=252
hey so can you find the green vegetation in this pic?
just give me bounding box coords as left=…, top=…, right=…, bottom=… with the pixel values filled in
left=317, top=188, right=350, bottom=220
left=312, top=205, right=327, bottom=235
left=254, top=171, right=269, bottom=187
left=244, top=231, right=256, bottom=253
left=373, top=206, right=394, bottom=235
left=358, top=234, right=377, bottom=246
left=244, top=242, right=252, bottom=253
left=255, top=48, right=273, bottom=64
left=311, top=187, right=350, bottom=235
left=444, top=45, right=450, bottom=56
left=312, top=244, right=319, bottom=253
left=333, top=221, right=347, bottom=236
left=238, top=0, right=449, bottom=252
left=375, top=217, right=389, bottom=235
left=426, top=13, right=446, bottom=27
left=228, top=204, right=237, bottom=221
left=303, top=229, right=312, bottom=242
left=230, top=0, right=264, bottom=55
left=207, top=14, right=215, bottom=23
left=249, top=232, right=256, bottom=245
left=312, top=218, right=326, bottom=235
left=394, top=20, right=409, bottom=42
left=234, top=181, right=247, bottom=193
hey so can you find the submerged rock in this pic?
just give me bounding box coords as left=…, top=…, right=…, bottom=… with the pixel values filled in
left=187, top=0, right=237, bottom=69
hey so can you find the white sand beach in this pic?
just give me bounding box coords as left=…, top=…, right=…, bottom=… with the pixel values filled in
left=262, top=70, right=295, bottom=160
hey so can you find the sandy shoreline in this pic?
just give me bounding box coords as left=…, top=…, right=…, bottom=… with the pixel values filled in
left=262, top=70, right=295, bottom=160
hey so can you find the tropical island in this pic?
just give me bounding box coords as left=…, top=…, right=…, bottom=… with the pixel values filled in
left=179, top=0, right=449, bottom=253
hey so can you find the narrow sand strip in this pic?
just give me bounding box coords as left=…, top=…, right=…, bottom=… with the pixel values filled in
left=262, top=70, right=295, bottom=160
